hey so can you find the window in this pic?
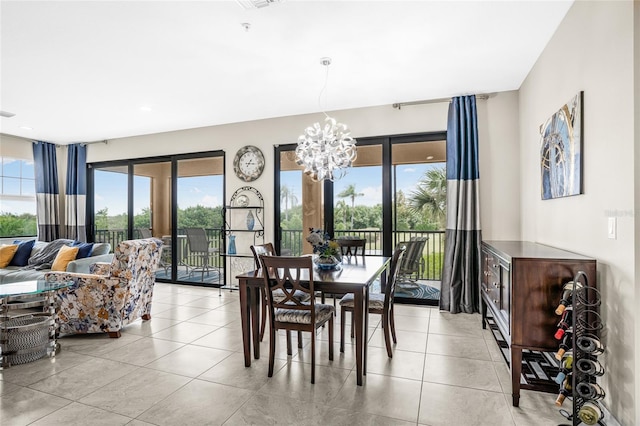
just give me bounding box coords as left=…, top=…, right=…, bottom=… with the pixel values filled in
left=0, top=157, right=37, bottom=238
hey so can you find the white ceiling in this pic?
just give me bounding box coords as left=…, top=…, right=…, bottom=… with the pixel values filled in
left=0, top=0, right=573, bottom=144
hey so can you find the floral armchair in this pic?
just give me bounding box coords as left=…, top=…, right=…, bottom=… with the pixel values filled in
left=44, top=238, right=163, bottom=338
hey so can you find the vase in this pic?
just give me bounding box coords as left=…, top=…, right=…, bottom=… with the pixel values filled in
left=228, top=235, right=236, bottom=255
left=246, top=210, right=255, bottom=231
left=314, top=255, right=340, bottom=270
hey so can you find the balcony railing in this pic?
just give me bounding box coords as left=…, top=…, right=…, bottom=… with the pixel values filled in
left=282, top=229, right=445, bottom=281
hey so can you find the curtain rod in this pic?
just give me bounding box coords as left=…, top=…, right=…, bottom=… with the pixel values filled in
left=392, top=93, right=491, bottom=110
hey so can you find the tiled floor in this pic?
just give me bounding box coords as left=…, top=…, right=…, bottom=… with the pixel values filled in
left=1, top=283, right=567, bottom=425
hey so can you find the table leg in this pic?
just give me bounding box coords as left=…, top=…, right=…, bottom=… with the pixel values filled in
left=250, top=285, right=261, bottom=360
left=364, top=285, right=369, bottom=375
left=511, top=345, right=522, bottom=407
left=353, top=288, right=364, bottom=386
left=239, top=279, right=252, bottom=367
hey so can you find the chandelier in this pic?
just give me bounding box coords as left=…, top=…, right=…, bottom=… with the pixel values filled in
left=295, top=58, right=357, bottom=182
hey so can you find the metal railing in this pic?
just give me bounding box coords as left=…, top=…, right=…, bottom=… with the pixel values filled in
left=95, top=228, right=224, bottom=269
left=282, top=229, right=445, bottom=281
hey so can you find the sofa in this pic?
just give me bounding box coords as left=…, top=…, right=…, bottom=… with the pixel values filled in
left=0, top=239, right=112, bottom=284
left=44, top=238, right=162, bottom=338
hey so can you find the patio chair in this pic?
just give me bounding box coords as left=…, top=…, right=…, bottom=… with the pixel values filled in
left=185, top=227, right=219, bottom=281
left=137, top=228, right=152, bottom=239
left=259, top=255, right=334, bottom=384
left=340, top=244, right=405, bottom=357
left=396, top=236, right=428, bottom=288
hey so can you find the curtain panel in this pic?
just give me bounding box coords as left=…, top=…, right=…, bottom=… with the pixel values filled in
left=439, top=95, right=482, bottom=314
left=65, top=144, right=87, bottom=241
left=32, top=141, right=60, bottom=242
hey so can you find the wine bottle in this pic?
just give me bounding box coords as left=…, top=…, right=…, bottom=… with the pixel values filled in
left=576, top=335, right=605, bottom=355
left=576, top=357, right=605, bottom=376
left=554, top=309, right=573, bottom=340
left=576, top=381, right=605, bottom=400
left=555, top=332, right=573, bottom=360
left=578, top=401, right=603, bottom=425
left=555, top=354, right=573, bottom=385
left=555, top=377, right=572, bottom=406
left=555, top=281, right=583, bottom=315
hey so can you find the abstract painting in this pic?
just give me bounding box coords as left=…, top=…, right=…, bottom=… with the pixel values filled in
left=540, top=92, right=583, bottom=200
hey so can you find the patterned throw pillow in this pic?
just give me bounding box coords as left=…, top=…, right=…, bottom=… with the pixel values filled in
left=10, top=239, right=36, bottom=267
left=0, top=244, right=19, bottom=268
left=51, top=245, right=80, bottom=271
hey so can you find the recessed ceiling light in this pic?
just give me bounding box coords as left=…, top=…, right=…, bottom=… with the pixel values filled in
left=0, top=110, right=16, bottom=118
left=140, top=106, right=152, bottom=112
left=19, top=126, right=33, bottom=130
left=426, top=155, right=434, bottom=160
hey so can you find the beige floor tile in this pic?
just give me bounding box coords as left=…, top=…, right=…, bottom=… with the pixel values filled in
left=365, top=346, right=425, bottom=380
left=494, top=361, right=512, bottom=394
left=199, top=352, right=288, bottom=391
left=331, top=371, right=422, bottom=423
left=430, top=310, right=481, bottom=322
left=187, top=308, right=241, bottom=327
left=147, top=345, right=234, bottom=377
left=138, top=379, right=253, bottom=425
left=0, top=350, right=93, bottom=387
left=56, top=333, right=144, bottom=357
left=419, top=382, right=514, bottom=426
left=29, top=357, right=138, bottom=400
left=368, top=328, right=428, bottom=353
left=426, top=334, right=492, bottom=361
left=510, top=389, right=560, bottom=413
left=100, top=336, right=184, bottom=366
left=223, top=391, right=327, bottom=425
left=78, top=368, right=191, bottom=418
left=510, top=404, right=569, bottom=426
left=0, top=380, right=21, bottom=397
left=150, top=321, right=220, bottom=344
left=428, top=316, right=486, bottom=338
left=152, top=293, right=202, bottom=306
left=153, top=305, right=211, bottom=321
left=184, top=296, right=231, bottom=309
left=319, top=408, right=417, bottom=426
left=31, top=401, right=132, bottom=425
left=422, top=354, right=502, bottom=392
left=394, top=304, right=434, bottom=318
left=149, top=301, right=174, bottom=315
left=0, top=387, right=71, bottom=426
left=191, top=326, right=245, bottom=352
left=392, top=313, right=430, bottom=333
left=258, top=360, right=351, bottom=405
left=122, top=317, right=181, bottom=336
left=125, top=420, right=157, bottom=426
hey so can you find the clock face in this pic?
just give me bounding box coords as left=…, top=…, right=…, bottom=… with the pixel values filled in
left=233, top=146, right=265, bottom=182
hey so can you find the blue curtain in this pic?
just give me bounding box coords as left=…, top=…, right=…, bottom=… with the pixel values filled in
left=33, top=141, right=60, bottom=241
left=439, top=95, right=482, bottom=314
left=65, top=144, right=87, bottom=241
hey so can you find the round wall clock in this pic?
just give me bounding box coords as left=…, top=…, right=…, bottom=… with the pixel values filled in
left=233, top=145, right=265, bottom=182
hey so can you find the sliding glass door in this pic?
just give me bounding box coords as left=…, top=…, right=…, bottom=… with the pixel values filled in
left=89, top=151, right=224, bottom=286
left=275, top=132, right=446, bottom=304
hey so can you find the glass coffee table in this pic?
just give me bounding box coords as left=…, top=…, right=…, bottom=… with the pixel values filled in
left=0, top=279, right=73, bottom=368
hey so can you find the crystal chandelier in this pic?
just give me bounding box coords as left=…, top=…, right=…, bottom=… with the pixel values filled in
left=295, top=58, right=357, bottom=182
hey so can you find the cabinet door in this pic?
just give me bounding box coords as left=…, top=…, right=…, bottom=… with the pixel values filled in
left=499, top=263, right=510, bottom=330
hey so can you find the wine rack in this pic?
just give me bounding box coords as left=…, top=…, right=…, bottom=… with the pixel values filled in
left=556, top=271, right=606, bottom=426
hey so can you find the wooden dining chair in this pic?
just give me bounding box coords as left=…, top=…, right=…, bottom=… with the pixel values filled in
left=336, top=237, right=367, bottom=259
left=250, top=244, right=308, bottom=343
left=259, top=255, right=334, bottom=383
left=339, top=244, right=406, bottom=357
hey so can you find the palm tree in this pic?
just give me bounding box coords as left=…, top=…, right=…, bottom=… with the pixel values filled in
left=408, top=167, right=447, bottom=229
left=335, top=200, right=348, bottom=229
left=280, top=185, right=298, bottom=221
left=338, top=184, right=364, bottom=230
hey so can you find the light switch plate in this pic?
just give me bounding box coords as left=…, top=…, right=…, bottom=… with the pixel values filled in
left=608, top=217, right=617, bottom=239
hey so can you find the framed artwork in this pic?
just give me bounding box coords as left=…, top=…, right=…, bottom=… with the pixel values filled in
left=540, top=92, right=583, bottom=200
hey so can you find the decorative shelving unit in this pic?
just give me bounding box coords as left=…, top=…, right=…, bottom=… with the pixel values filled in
left=222, top=186, right=264, bottom=289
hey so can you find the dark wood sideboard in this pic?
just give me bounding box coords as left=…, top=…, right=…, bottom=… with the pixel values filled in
left=480, top=241, right=597, bottom=407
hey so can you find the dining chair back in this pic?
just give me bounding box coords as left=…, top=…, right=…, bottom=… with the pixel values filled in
left=336, top=237, right=366, bottom=259
left=259, top=255, right=334, bottom=383
left=250, top=242, right=275, bottom=269
left=339, top=244, right=406, bottom=357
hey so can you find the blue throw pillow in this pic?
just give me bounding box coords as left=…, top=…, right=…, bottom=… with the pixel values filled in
left=10, top=239, right=36, bottom=266
left=72, top=241, right=94, bottom=259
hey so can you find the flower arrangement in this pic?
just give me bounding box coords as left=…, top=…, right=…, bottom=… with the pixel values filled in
left=306, top=228, right=341, bottom=263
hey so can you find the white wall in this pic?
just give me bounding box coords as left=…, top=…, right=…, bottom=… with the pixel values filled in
left=519, top=1, right=635, bottom=424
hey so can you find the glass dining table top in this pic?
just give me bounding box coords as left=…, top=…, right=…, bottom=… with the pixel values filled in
left=0, top=279, right=74, bottom=298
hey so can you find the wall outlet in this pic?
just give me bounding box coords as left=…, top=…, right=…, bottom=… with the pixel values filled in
left=608, top=217, right=616, bottom=239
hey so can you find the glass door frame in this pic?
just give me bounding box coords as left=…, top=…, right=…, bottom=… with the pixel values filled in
left=87, top=150, right=226, bottom=286
left=274, top=131, right=446, bottom=258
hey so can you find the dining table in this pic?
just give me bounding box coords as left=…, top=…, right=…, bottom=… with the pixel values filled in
left=236, top=255, right=390, bottom=386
